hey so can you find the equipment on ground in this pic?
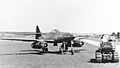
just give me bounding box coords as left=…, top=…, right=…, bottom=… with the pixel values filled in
left=95, top=42, right=119, bottom=63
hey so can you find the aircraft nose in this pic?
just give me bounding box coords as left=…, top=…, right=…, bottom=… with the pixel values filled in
left=73, top=36, right=75, bottom=39
left=71, top=36, right=75, bottom=39
left=68, top=34, right=75, bottom=39
left=63, top=33, right=75, bottom=40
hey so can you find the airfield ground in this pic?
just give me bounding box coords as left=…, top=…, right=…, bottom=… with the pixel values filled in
left=0, top=40, right=120, bottom=68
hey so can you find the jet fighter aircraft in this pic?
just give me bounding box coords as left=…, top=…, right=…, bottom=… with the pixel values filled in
left=1, top=25, right=85, bottom=55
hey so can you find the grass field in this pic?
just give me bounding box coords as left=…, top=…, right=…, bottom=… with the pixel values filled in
left=0, top=40, right=120, bottom=68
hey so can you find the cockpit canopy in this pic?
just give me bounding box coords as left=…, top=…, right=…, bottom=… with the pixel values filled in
left=51, top=29, right=60, bottom=33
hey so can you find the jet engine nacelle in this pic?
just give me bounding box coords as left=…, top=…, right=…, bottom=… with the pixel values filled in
left=72, top=40, right=84, bottom=47
left=31, top=41, right=42, bottom=49
left=31, top=41, right=48, bottom=49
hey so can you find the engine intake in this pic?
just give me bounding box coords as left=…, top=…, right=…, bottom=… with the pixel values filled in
left=72, top=40, right=84, bottom=47
left=66, top=40, right=84, bottom=47
left=31, top=41, right=43, bottom=49
left=31, top=41, right=48, bottom=49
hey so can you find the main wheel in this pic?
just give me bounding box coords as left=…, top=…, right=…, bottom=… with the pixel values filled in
left=45, top=48, right=48, bottom=52
left=59, top=49, right=64, bottom=55
left=42, top=48, right=45, bottom=53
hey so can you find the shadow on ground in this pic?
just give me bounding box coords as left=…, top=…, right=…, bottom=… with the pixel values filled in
left=0, top=49, right=86, bottom=56
left=87, top=58, right=119, bottom=63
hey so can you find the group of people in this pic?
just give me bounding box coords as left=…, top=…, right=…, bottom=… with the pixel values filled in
left=100, top=34, right=117, bottom=49
left=101, top=34, right=117, bottom=43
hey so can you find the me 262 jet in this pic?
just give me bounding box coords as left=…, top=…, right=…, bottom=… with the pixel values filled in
left=2, top=25, right=85, bottom=55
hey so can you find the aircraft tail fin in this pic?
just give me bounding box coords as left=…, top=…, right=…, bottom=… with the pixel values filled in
left=35, top=25, right=42, bottom=39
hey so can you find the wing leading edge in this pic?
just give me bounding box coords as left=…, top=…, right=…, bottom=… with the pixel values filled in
left=1, top=38, right=55, bottom=43
left=1, top=38, right=36, bottom=42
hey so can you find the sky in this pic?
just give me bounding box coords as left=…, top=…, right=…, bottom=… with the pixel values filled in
left=0, top=0, right=120, bottom=33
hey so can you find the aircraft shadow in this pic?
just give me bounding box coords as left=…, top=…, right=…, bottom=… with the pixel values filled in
left=74, top=49, right=86, bottom=53
left=20, top=49, right=86, bottom=54
left=0, top=49, right=86, bottom=56
left=1, top=50, right=44, bottom=56
left=20, top=50, right=61, bottom=55
left=87, top=58, right=100, bottom=63
left=87, top=58, right=119, bottom=63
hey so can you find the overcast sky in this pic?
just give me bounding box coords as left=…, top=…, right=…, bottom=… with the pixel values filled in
left=0, top=0, right=120, bottom=33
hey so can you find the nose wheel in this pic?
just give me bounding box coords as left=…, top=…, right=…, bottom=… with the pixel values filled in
left=42, top=48, right=48, bottom=53
left=59, top=49, right=64, bottom=54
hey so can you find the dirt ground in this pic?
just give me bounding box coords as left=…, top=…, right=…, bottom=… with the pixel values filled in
left=0, top=40, right=120, bottom=68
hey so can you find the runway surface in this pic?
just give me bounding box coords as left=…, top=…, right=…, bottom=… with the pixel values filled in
left=0, top=40, right=120, bottom=68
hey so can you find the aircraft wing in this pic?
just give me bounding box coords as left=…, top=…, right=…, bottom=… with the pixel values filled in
left=74, top=36, right=87, bottom=40
left=44, top=40, right=55, bottom=43
left=81, top=39, right=100, bottom=47
left=1, top=38, right=36, bottom=42
left=1, top=38, right=55, bottom=43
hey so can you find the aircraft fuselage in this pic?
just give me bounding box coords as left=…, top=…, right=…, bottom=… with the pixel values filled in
left=40, top=32, right=75, bottom=43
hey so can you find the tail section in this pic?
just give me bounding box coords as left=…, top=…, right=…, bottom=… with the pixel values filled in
left=35, top=25, right=42, bottom=39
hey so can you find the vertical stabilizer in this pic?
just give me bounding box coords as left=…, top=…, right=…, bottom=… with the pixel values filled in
left=35, top=25, right=42, bottom=39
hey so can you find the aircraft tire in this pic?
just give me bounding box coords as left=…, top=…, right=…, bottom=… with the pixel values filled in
left=45, top=48, right=48, bottom=52
left=59, top=49, right=64, bottom=55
